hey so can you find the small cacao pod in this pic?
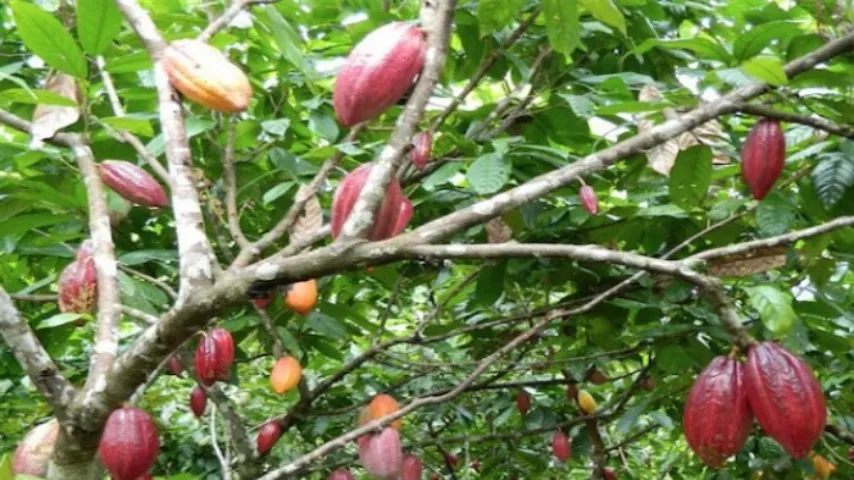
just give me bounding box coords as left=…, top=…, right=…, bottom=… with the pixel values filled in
left=357, top=427, right=403, bottom=480
left=811, top=454, right=836, bottom=479
left=401, top=453, right=423, bottom=480
left=270, top=355, right=302, bottom=394
left=552, top=431, right=571, bottom=463
left=579, top=185, right=599, bottom=215
left=603, top=467, right=617, bottom=480
left=682, top=356, right=752, bottom=468
left=586, top=368, right=608, bottom=385
left=256, top=421, right=283, bottom=456
left=284, top=279, right=318, bottom=317
left=98, top=407, right=159, bottom=480
left=333, top=23, right=426, bottom=126
left=13, top=419, right=59, bottom=477
left=516, top=390, right=532, bottom=415
left=162, top=39, right=252, bottom=113
left=744, top=342, right=826, bottom=458
left=849, top=446, right=854, bottom=462
left=741, top=118, right=785, bottom=200
left=99, top=160, right=168, bottom=208
left=409, top=131, right=432, bottom=171
left=165, top=356, right=184, bottom=376
left=330, top=164, right=413, bottom=241
left=253, top=290, right=273, bottom=309
left=58, top=246, right=98, bottom=315
left=446, top=453, right=458, bottom=469
left=368, top=393, right=402, bottom=430
left=327, top=468, right=355, bottom=480
left=190, top=386, right=207, bottom=418
left=471, top=460, right=481, bottom=471
left=577, top=390, right=596, bottom=414
left=194, top=327, right=235, bottom=385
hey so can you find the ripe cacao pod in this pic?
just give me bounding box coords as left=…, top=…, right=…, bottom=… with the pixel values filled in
left=328, top=468, right=355, bottom=480
left=552, top=431, right=571, bottom=463
left=367, top=393, right=403, bottom=430
left=58, top=243, right=98, bottom=315
left=744, top=342, right=826, bottom=458
left=409, top=131, right=432, bottom=171
left=516, top=390, right=532, bottom=415
left=471, top=460, right=481, bottom=471
left=682, top=356, right=752, bottom=468
left=190, top=386, right=207, bottom=418
left=256, top=421, right=283, bottom=456
left=270, top=355, right=302, bottom=394
left=284, top=279, right=318, bottom=317
left=578, top=390, right=597, bottom=414
left=741, top=118, right=785, bottom=200
left=330, top=164, right=413, bottom=241
left=162, top=39, right=252, bottom=113
left=603, top=467, right=616, bottom=480
left=165, top=356, right=184, bottom=376
left=401, top=453, right=422, bottom=480
left=98, top=407, right=159, bottom=480
left=13, top=419, right=59, bottom=477
left=357, top=427, right=403, bottom=480
left=811, top=454, right=836, bottom=479
left=194, top=327, right=235, bottom=385
left=333, top=22, right=426, bottom=126
left=98, top=160, right=168, bottom=208
left=579, top=185, right=599, bottom=215
left=586, top=368, right=608, bottom=385
left=446, top=453, right=458, bottom=469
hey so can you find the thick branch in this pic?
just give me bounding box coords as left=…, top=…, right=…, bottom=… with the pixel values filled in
left=736, top=103, right=854, bottom=139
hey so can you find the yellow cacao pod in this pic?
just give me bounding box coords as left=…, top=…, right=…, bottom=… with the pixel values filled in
left=811, top=454, right=836, bottom=479
left=577, top=390, right=597, bottom=414
left=162, top=39, right=252, bottom=112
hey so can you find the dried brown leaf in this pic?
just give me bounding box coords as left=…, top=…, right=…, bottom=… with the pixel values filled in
left=486, top=217, right=513, bottom=244
left=30, top=73, right=81, bottom=145
left=708, top=247, right=788, bottom=277
left=290, top=185, right=322, bottom=247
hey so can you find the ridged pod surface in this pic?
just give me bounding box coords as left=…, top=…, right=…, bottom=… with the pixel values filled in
left=682, top=356, right=752, bottom=468
left=357, top=428, right=403, bottom=480
left=285, top=279, right=318, bottom=317
left=98, top=407, right=159, bottom=480
left=12, top=419, right=59, bottom=477
left=58, top=242, right=98, bottom=315
left=256, top=421, right=283, bottom=456
left=327, top=468, right=355, bottom=480
left=578, top=390, right=597, bottom=414
left=331, top=164, right=413, bottom=241
left=195, top=328, right=235, bottom=385
left=99, top=161, right=168, bottom=208
left=741, top=118, right=785, bottom=200
left=409, top=131, right=432, bottom=171
left=333, top=22, right=426, bottom=126
left=516, top=390, right=531, bottom=415
left=270, top=356, right=302, bottom=394
left=579, top=185, right=599, bottom=215
left=190, top=386, right=207, bottom=418
left=163, top=39, right=252, bottom=112
left=401, top=453, right=423, bottom=480
left=744, top=342, right=826, bottom=458
left=552, top=431, right=571, bottom=463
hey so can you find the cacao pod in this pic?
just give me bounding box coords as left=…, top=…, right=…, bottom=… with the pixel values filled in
left=446, top=453, right=458, bottom=469
left=358, top=427, right=403, bottom=480
left=58, top=245, right=98, bottom=315
left=471, top=460, right=481, bottom=472
left=256, top=421, right=283, bottom=456
left=641, top=375, right=656, bottom=392
left=328, top=468, right=355, bottom=480
left=99, top=161, right=168, bottom=208
left=682, top=356, right=752, bottom=468
left=98, top=407, right=159, bottom=480
left=270, top=355, right=302, bottom=394
left=849, top=446, right=854, bottom=462
left=811, top=454, right=836, bottom=479
left=194, top=327, right=235, bottom=385
left=253, top=290, right=273, bottom=309
left=566, top=383, right=579, bottom=401
left=284, top=279, right=318, bottom=317
left=552, top=431, right=571, bottom=463
left=12, top=419, right=59, bottom=477
left=367, top=393, right=403, bottom=430
left=330, top=164, right=413, bottom=241
left=516, top=390, right=532, bottom=415
left=162, top=39, right=252, bottom=113
left=401, top=453, right=423, bottom=480
left=603, top=467, right=616, bottom=480
left=190, top=386, right=207, bottom=418
left=577, top=390, right=596, bottom=415
left=579, top=185, right=599, bottom=215
left=586, top=368, right=608, bottom=385
left=165, top=356, right=184, bottom=376
left=409, top=131, right=432, bottom=171
left=741, top=118, right=785, bottom=200
left=744, top=342, right=826, bottom=458
left=333, top=22, right=426, bottom=126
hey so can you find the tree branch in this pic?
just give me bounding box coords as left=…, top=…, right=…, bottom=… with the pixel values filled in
left=197, top=0, right=282, bottom=43
left=736, top=103, right=854, bottom=139
left=223, top=117, right=249, bottom=248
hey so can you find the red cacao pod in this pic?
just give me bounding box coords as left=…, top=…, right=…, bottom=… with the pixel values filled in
left=163, top=39, right=252, bottom=113
left=741, top=118, right=785, bottom=200
left=194, top=328, right=235, bottom=385
left=683, top=356, right=751, bottom=468
left=165, top=356, right=184, bottom=376
left=849, top=446, right=854, bottom=462
left=552, top=431, right=571, bottom=463
left=579, top=185, right=599, bottom=215
left=516, top=390, right=532, bottom=415
left=470, top=460, right=481, bottom=472
left=13, top=419, right=59, bottom=477
left=328, top=468, right=355, bottom=480
left=256, top=421, right=283, bottom=456
left=357, top=427, right=403, bottom=480
left=99, top=160, right=168, bottom=208
left=98, top=407, right=159, bottom=480
left=253, top=290, right=273, bottom=309
left=446, top=453, right=458, bottom=469
left=58, top=247, right=98, bottom=315
left=409, top=131, right=432, bottom=171
left=744, top=342, right=826, bottom=458
left=333, top=23, right=426, bottom=126
left=190, top=386, right=207, bottom=418
left=603, top=467, right=616, bottom=480
left=401, top=453, right=422, bottom=480
left=330, top=164, right=413, bottom=241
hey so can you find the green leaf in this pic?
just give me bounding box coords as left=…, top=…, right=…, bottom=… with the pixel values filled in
left=669, top=146, right=712, bottom=209
left=76, top=0, right=123, bottom=55
left=543, top=0, right=580, bottom=56
left=733, top=21, right=802, bottom=63
left=634, top=38, right=731, bottom=63
left=811, top=147, right=854, bottom=208
left=10, top=1, right=88, bottom=78
left=741, top=56, right=788, bottom=86
left=423, top=162, right=461, bottom=190
left=475, top=263, right=505, bottom=305
left=746, top=286, right=796, bottom=335
left=118, top=250, right=178, bottom=266
left=99, top=116, right=154, bottom=137
left=263, top=182, right=296, bottom=205
left=467, top=153, right=511, bottom=195
left=0, top=88, right=79, bottom=106
left=36, top=313, right=84, bottom=329
left=580, top=0, right=626, bottom=35
left=756, top=192, right=796, bottom=238
left=264, top=6, right=306, bottom=73
left=306, top=312, right=348, bottom=340
left=477, top=0, right=523, bottom=36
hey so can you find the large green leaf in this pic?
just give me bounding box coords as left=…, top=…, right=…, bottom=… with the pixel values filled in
left=10, top=1, right=88, bottom=78
left=669, top=146, right=712, bottom=210
left=811, top=146, right=854, bottom=208
left=733, top=21, right=802, bottom=63
left=756, top=192, right=796, bottom=237
left=542, top=0, right=580, bottom=56
left=746, top=286, right=796, bottom=335
left=741, top=56, right=788, bottom=86
left=477, top=0, right=524, bottom=37
left=76, top=0, right=123, bottom=55
left=467, top=153, right=511, bottom=195
left=580, top=0, right=626, bottom=35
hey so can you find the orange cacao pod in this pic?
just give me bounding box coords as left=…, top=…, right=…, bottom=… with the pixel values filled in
left=357, top=427, right=403, bottom=480
left=190, top=386, right=207, bottom=418
left=284, top=279, right=318, bottom=317
left=744, top=342, right=826, bottom=458
left=683, top=356, right=752, bottom=468
left=330, top=164, right=413, bottom=241
left=58, top=241, right=98, bottom=315
left=270, top=355, right=302, bottom=394
left=99, top=161, right=168, bottom=208
left=401, top=453, right=423, bottom=480
left=98, top=407, right=159, bottom=480
left=257, top=421, right=283, bottom=456
left=409, top=131, right=432, bottom=171
left=194, top=327, right=235, bottom=386
left=333, top=23, right=426, bottom=126
left=552, top=431, right=571, bottom=463
left=579, top=185, right=599, bottom=215
left=162, top=39, right=252, bottom=112
left=13, top=419, right=59, bottom=477
left=328, top=468, right=355, bottom=480
left=368, top=393, right=402, bottom=430
left=812, top=454, right=836, bottom=479
left=741, top=118, right=785, bottom=200
left=516, top=390, right=532, bottom=415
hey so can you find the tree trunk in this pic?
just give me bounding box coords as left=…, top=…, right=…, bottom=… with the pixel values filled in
left=47, top=430, right=100, bottom=480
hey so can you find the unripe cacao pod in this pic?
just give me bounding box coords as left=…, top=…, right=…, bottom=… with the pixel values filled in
left=13, top=419, right=59, bottom=477
left=358, top=427, right=403, bottom=480
left=270, top=355, right=302, bottom=394
left=165, top=356, right=184, bottom=376
left=330, top=164, right=413, bottom=241
left=58, top=245, right=98, bottom=315
left=257, top=421, right=283, bottom=457
left=578, top=390, right=597, bottom=414
left=194, top=327, right=235, bottom=385
left=516, top=390, right=532, bottom=415
left=99, top=161, right=168, bottom=208
left=328, top=468, right=355, bottom=480
left=333, top=23, right=426, bottom=126
left=367, top=393, right=403, bottom=430
left=190, top=386, right=207, bottom=418
left=579, top=185, right=599, bottom=215
left=744, top=342, right=826, bottom=458
left=409, top=131, right=432, bottom=171
left=98, top=407, right=159, bottom=480
left=682, top=356, right=752, bottom=468
left=603, top=467, right=616, bottom=480
left=284, top=279, right=318, bottom=317
left=401, top=453, right=423, bottom=480
left=586, top=368, right=608, bottom=385
left=812, top=454, right=836, bottom=479
left=162, top=39, right=252, bottom=113
left=552, top=431, right=571, bottom=463
left=741, top=118, right=785, bottom=200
